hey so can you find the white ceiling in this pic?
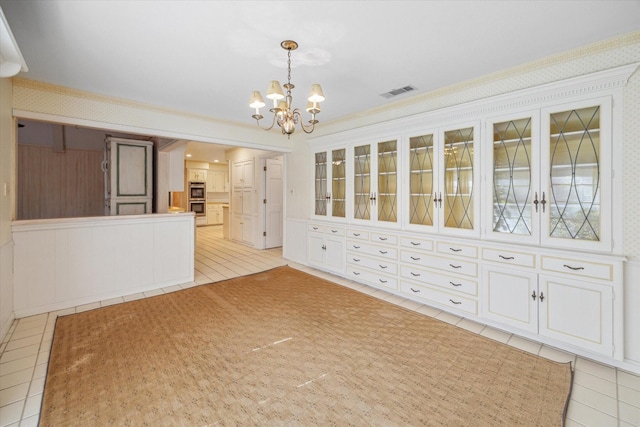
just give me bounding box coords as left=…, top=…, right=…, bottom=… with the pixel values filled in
left=2, top=0, right=640, bottom=128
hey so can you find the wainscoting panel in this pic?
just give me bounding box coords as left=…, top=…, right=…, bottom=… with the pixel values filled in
left=12, top=213, right=195, bottom=317
left=283, top=218, right=308, bottom=264
left=18, top=145, right=104, bottom=220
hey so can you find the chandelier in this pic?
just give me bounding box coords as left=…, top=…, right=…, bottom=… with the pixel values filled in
left=249, top=40, right=325, bottom=137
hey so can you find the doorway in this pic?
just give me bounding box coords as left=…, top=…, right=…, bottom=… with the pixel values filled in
left=264, top=156, right=283, bottom=249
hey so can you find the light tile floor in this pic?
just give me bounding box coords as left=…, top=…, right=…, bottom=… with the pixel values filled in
left=1, top=225, right=639, bottom=426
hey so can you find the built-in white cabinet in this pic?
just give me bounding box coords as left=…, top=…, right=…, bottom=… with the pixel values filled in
left=302, top=65, right=635, bottom=367
left=405, top=122, right=481, bottom=237
left=313, top=148, right=346, bottom=219
left=482, top=248, right=620, bottom=358
left=484, top=97, right=612, bottom=252
left=307, top=224, right=345, bottom=274
left=352, top=138, right=400, bottom=225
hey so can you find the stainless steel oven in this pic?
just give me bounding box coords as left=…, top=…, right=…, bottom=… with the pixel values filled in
left=189, top=200, right=206, bottom=217
left=189, top=181, right=206, bottom=200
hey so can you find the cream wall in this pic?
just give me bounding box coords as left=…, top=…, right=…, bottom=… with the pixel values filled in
left=0, top=77, right=15, bottom=339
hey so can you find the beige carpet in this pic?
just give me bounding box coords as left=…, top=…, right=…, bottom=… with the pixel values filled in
left=40, top=266, right=573, bottom=426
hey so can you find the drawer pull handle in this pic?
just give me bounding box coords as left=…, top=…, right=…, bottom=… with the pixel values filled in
left=379, top=237, right=388, bottom=241
left=449, top=264, right=462, bottom=269
left=353, top=271, right=360, bottom=276
left=563, top=264, right=585, bottom=271
left=410, top=241, right=421, bottom=246
left=449, top=281, right=462, bottom=287
left=312, top=227, right=318, bottom=230
left=379, top=265, right=388, bottom=269
left=379, top=279, right=387, bottom=284
left=410, top=256, right=420, bottom=261
left=331, top=229, right=338, bottom=233
left=410, top=287, right=421, bottom=293
left=499, top=255, right=515, bottom=260
left=411, top=272, right=420, bottom=277
left=353, top=233, right=360, bottom=236
left=353, top=258, right=360, bottom=262
left=449, top=299, right=462, bottom=305
left=353, top=245, right=361, bottom=249
left=450, top=248, right=462, bottom=252
left=379, top=250, right=388, bottom=254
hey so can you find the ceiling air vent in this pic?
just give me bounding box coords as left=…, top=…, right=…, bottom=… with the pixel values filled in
left=380, top=85, right=417, bottom=99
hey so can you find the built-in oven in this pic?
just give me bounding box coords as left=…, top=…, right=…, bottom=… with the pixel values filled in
left=189, top=181, right=206, bottom=200
left=189, top=200, right=206, bottom=217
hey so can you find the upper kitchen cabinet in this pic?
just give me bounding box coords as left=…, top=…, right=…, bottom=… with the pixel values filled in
left=313, top=147, right=346, bottom=220
left=352, top=138, right=400, bottom=226
left=485, top=97, right=612, bottom=252
left=405, top=122, right=480, bottom=237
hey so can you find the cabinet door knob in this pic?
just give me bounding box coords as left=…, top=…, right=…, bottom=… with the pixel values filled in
left=534, top=192, right=539, bottom=212
left=539, top=292, right=545, bottom=302
left=531, top=291, right=537, bottom=300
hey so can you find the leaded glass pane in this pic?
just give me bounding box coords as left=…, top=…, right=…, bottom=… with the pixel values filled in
left=492, top=118, right=532, bottom=235
left=353, top=145, right=370, bottom=220
left=443, top=127, right=474, bottom=230
left=378, top=140, right=397, bottom=222
left=332, top=149, right=346, bottom=218
left=549, top=106, right=600, bottom=241
left=409, top=134, right=434, bottom=226
left=314, top=152, right=327, bottom=216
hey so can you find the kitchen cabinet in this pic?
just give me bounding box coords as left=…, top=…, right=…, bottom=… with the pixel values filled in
left=207, top=170, right=228, bottom=192
left=188, top=168, right=207, bottom=182
left=346, top=229, right=398, bottom=290
left=231, top=159, right=254, bottom=245
left=207, top=203, right=223, bottom=225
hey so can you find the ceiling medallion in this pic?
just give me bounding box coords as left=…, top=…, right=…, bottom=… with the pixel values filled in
left=249, top=40, right=325, bottom=138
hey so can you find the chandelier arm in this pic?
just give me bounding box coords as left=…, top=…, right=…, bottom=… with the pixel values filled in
left=254, top=111, right=280, bottom=131
left=292, top=109, right=317, bottom=134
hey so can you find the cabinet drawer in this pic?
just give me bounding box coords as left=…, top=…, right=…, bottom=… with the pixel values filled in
left=482, top=248, right=535, bottom=268
left=347, top=240, right=397, bottom=260
left=325, top=226, right=345, bottom=236
left=436, top=241, right=478, bottom=258
left=400, top=281, right=477, bottom=315
left=370, top=232, right=398, bottom=245
left=399, top=265, right=477, bottom=296
left=399, top=236, right=434, bottom=251
left=308, top=224, right=324, bottom=233
left=348, top=268, right=397, bottom=290
left=347, top=253, right=398, bottom=275
left=541, top=256, right=613, bottom=281
left=401, top=250, right=478, bottom=277
left=347, top=229, right=369, bottom=240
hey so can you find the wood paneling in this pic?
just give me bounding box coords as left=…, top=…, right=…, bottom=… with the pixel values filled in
left=18, top=145, right=104, bottom=219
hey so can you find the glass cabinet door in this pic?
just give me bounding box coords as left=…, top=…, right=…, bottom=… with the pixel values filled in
left=377, top=140, right=397, bottom=223
left=547, top=105, right=602, bottom=242
left=443, top=127, right=475, bottom=231
left=314, top=152, right=327, bottom=216
left=491, top=117, right=535, bottom=239
left=331, top=149, right=346, bottom=218
left=353, top=144, right=371, bottom=220
left=408, top=134, right=435, bottom=226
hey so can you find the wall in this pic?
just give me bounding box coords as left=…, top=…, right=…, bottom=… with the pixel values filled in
left=0, top=77, right=14, bottom=339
